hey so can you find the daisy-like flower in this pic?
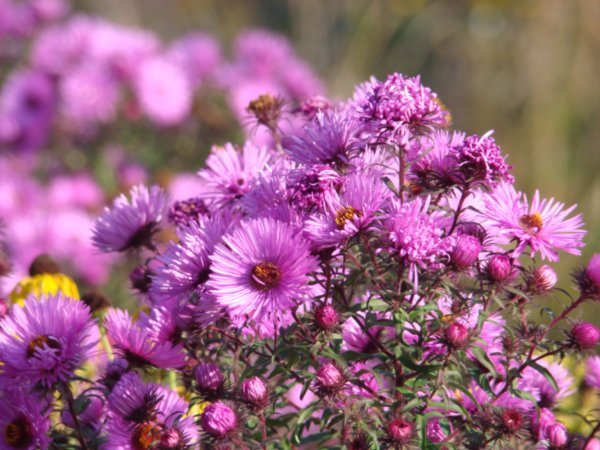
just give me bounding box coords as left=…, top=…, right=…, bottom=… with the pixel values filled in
left=150, top=213, right=233, bottom=302
left=0, top=294, right=99, bottom=390
left=518, top=360, right=574, bottom=408
left=282, top=108, right=362, bottom=166
left=356, top=72, right=449, bottom=143
left=92, top=184, right=167, bottom=253
left=207, top=217, right=317, bottom=326
left=106, top=372, right=199, bottom=449
left=481, top=183, right=585, bottom=262
left=304, top=170, right=390, bottom=250
left=104, top=308, right=186, bottom=369
left=383, top=196, right=451, bottom=281
left=0, top=389, right=51, bottom=450
left=197, top=142, right=275, bottom=209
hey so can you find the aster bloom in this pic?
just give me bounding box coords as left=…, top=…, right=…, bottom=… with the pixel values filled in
left=481, top=183, right=586, bottom=261
left=282, top=108, right=362, bottom=166
left=206, top=217, right=317, bottom=328
left=518, top=360, right=574, bottom=408
left=151, top=213, right=232, bottom=302
left=104, top=308, right=186, bottom=369
left=0, top=293, right=99, bottom=389
left=449, top=131, right=513, bottom=187
left=409, top=130, right=465, bottom=191
left=383, top=197, right=451, bottom=282
left=356, top=72, right=449, bottom=143
left=92, top=184, right=167, bottom=253
left=134, top=55, right=192, bottom=127
left=0, top=389, right=51, bottom=450
left=304, top=170, right=390, bottom=250
left=106, top=373, right=199, bottom=449
left=197, top=142, right=275, bottom=209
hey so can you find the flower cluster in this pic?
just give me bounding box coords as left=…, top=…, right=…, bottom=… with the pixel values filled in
left=0, top=13, right=599, bottom=449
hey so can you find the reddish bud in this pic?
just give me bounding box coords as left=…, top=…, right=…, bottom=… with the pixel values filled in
left=452, top=235, right=481, bottom=269
left=239, top=376, right=268, bottom=409
left=528, top=265, right=557, bottom=293
left=570, top=322, right=600, bottom=349
left=201, top=402, right=237, bottom=438
left=445, top=322, right=469, bottom=348
left=487, top=254, right=512, bottom=282
left=314, top=305, right=340, bottom=331
left=386, top=418, right=414, bottom=444
left=316, top=363, right=345, bottom=394
left=546, top=422, right=568, bottom=448
left=194, top=362, right=224, bottom=395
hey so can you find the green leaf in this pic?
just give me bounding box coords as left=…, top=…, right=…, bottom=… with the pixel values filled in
left=470, top=345, right=499, bottom=378
left=527, top=361, right=559, bottom=392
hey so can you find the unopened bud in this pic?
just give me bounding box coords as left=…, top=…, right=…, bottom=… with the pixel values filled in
left=445, top=322, right=469, bottom=349
left=570, top=322, right=600, bottom=350
left=487, top=254, right=512, bottom=282
left=528, top=265, right=557, bottom=293
left=201, top=402, right=237, bottom=438
left=194, top=362, right=224, bottom=396
left=314, top=305, right=340, bottom=331
left=452, top=235, right=481, bottom=269
left=386, top=418, right=414, bottom=444
left=546, top=422, right=568, bottom=448
left=316, top=363, right=345, bottom=394
left=239, top=376, right=268, bottom=410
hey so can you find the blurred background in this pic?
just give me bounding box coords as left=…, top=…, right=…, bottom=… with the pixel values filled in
left=80, top=0, right=600, bottom=260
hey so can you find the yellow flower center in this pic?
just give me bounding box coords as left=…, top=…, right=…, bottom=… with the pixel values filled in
left=132, top=422, right=162, bottom=450
left=251, top=262, right=282, bottom=290
left=335, top=206, right=359, bottom=229
left=4, top=417, right=32, bottom=448
left=519, top=212, right=543, bottom=233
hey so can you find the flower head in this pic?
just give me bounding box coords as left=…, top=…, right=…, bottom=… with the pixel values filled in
left=0, top=389, right=51, bottom=450
left=481, top=183, right=585, bottom=261
left=0, top=293, right=99, bottom=389
left=104, top=308, right=185, bottom=369
left=92, top=185, right=167, bottom=253
left=206, top=217, right=317, bottom=328
left=201, top=402, right=238, bottom=439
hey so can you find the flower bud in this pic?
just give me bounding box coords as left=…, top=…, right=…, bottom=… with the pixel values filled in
left=445, top=322, right=469, bottom=349
left=160, top=428, right=182, bottom=448
left=316, top=363, right=345, bottom=394
left=570, top=322, right=600, bottom=349
left=452, top=235, right=481, bottom=269
left=314, top=305, right=340, bottom=331
left=585, top=438, right=600, bottom=450
left=386, top=418, right=414, bottom=444
left=527, top=265, right=557, bottom=293
left=501, top=408, right=524, bottom=433
left=487, top=254, right=512, bottom=282
left=240, top=376, right=268, bottom=409
left=201, top=402, right=237, bottom=438
left=194, top=362, right=224, bottom=395
left=546, top=422, right=568, bottom=448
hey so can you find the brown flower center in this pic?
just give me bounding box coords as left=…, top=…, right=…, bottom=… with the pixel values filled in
left=27, top=335, right=61, bottom=359
left=251, top=262, right=282, bottom=290
left=132, top=422, right=163, bottom=450
left=4, top=417, right=32, bottom=448
left=335, top=206, right=359, bottom=229
left=519, top=212, right=543, bottom=233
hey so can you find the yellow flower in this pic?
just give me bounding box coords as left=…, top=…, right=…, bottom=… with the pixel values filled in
left=9, top=273, right=80, bottom=305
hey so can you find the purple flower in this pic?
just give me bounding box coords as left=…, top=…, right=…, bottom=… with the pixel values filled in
left=383, top=197, right=450, bottom=279
left=314, top=304, right=340, bottom=331
left=519, top=360, right=574, bottom=407
left=527, top=265, right=558, bottom=293
left=201, top=402, right=238, bottom=439
left=356, top=72, right=449, bottom=143
left=577, top=253, right=600, bottom=300
left=194, top=362, right=225, bottom=396
left=305, top=170, right=390, bottom=249
left=315, top=363, right=346, bottom=395
left=449, top=132, right=513, bottom=187
left=570, top=322, right=600, bottom=349
left=197, top=142, right=275, bottom=209
left=0, top=69, right=54, bottom=153
left=106, top=372, right=199, bottom=448
left=386, top=418, right=414, bottom=445
left=481, top=182, right=586, bottom=261
left=0, top=294, right=99, bottom=389
left=92, top=184, right=167, bottom=253
left=104, top=308, right=186, bottom=369
left=239, top=376, right=269, bottom=410
left=451, top=234, right=482, bottom=269
left=282, top=109, right=361, bottom=166
left=585, top=356, right=600, bottom=389
left=151, top=214, right=232, bottom=302
left=207, top=217, right=317, bottom=327
left=0, top=389, right=51, bottom=450
left=167, top=32, right=221, bottom=87
left=134, top=55, right=192, bottom=126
